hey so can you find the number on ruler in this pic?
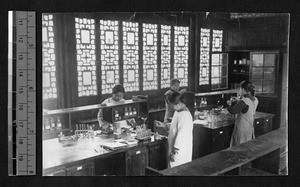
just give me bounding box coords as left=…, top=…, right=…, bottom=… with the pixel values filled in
left=19, top=104, right=23, bottom=111
left=28, top=43, right=34, bottom=48
left=19, top=121, right=24, bottom=127
left=19, top=138, right=23, bottom=145
left=28, top=86, right=33, bottom=91
left=18, top=19, right=24, bottom=26
left=29, top=170, right=33, bottom=174
left=19, top=87, right=24, bottom=94
left=19, top=37, right=24, bottom=43
left=18, top=54, right=23, bottom=60
left=19, top=71, right=24, bottom=77
left=19, top=155, right=23, bottom=161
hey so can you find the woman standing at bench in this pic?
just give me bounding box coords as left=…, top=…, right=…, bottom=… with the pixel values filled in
left=166, top=91, right=194, bottom=168
left=227, top=80, right=259, bottom=146
left=97, top=85, right=125, bottom=130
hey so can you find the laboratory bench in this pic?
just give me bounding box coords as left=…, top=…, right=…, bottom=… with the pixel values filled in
left=149, top=126, right=286, bottom=176
left=192, top=111, right=275, bottom=159
left=43, top=133, right=167, bottom=176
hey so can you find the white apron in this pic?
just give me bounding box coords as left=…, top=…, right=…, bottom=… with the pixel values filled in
left=230, top=97, right=258, bottom=147
left=168, top=111, right=193, bottom=168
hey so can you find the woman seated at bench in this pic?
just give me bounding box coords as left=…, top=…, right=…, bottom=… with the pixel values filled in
left=97, top=85, right=125, bottom=132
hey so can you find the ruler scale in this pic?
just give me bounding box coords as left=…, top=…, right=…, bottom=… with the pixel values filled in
left=9, top=11, right=36, bottom=176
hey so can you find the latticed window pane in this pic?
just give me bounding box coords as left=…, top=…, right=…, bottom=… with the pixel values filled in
left=123, top=22, right=139, bottom=92
left=75, top=17, right=97, bottom=97
left=211, top=53, right=228, bottom=90
left=161, top=25, right=171, bottom=88
left=199, top=28, right=210, bottom=85
left=212, top=30, right=223, bottom=52
left=143, top=23, right=158, bottom=90
left=100, top=20, right=119, bottom=94
left=42, top=14, right=58, bottom=100
left=174, top=26, right=189, bottom=87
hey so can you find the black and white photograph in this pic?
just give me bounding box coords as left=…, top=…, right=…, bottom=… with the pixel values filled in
left=39, top=12, right=289, bottom=176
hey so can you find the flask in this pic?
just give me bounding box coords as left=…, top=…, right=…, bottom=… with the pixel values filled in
left=133, top=108, right=137, bottom=115
left=45, top=118, right=50, bottom=132
left=50, top=118, right=56, bottom=131
left=129, top=107, right=133, bottom=116
left=114, top=110, right=119, bottom=121
left=56, top=117, right=62, bottom=131
left=125, top=107, right=128, bottom=117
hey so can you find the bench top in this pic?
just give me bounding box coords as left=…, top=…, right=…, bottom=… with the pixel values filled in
left=159, top=126, right=286, bottom=176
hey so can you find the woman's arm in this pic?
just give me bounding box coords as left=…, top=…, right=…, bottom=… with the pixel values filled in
left=227, top=100, right=249, bottom=114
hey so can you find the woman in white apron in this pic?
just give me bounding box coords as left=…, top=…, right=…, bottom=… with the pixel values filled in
left=166, top=91, right=194, bottom=168
left=227, top=81, right=259, bottom=146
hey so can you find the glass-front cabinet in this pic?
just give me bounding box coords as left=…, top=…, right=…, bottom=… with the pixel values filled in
left=211, top=52, right=228, bottom=90
left=250, top=51, right=278, bottom=94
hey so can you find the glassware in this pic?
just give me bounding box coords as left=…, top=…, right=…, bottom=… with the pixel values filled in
left=141, top=117, right=147, bottom=130
left=56, top=117, right=62, bottom=131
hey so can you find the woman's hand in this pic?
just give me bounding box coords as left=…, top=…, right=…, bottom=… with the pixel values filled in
left=169, top=147, right=179, bottom=162
left=154, top=120, right=166, bottom=128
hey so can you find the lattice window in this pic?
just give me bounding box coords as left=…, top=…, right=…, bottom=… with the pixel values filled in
left=199, top=28, right=210, bottom=85
left=211, top=53, right=228, bottom=90
left=100, top=20, right=119, bottom=94
left=212, top=30, right=223, bottom=52
left=75, top=17, right=97, bottom=97
left=123, top=22, right=139, bottom=92
left=42, top=14, right=57, bottom=100
left=161, top=25, right=171, bottom=89
left=174, top=26, right=189, bottom=87
left=143, top=23, right=158, bottom=90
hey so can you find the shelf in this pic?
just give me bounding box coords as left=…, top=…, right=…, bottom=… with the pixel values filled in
left=43, top=99, right=148, bottom=116
left=195, top=89, right=237, bottom=97
left=230, top=73, right=250, bottom=75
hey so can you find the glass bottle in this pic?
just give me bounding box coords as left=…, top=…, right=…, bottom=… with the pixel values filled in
left=129, top=107, right=133, bottom=116
left=133, top=108, right=137, bottom=115
left=56, top=117, right=62, bottom=131
left=50, top=118, right=56, bottom=131
left=125, top=107, right=128, bottom=117
left=114, top=110, right=119, bottom=121
left=45, top=118, right=50, bottom=132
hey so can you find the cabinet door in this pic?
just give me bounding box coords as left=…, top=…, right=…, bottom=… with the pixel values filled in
left=254, top=118, right=264, bottom=137
left=263, top=118, right=273, bottom=133
left=126, top=147, right=148, bottom=176
left=148, top=141, right=167, bottom=170
left=66, top=162, right=94, bottom=176
left=94, top=152, right=126, bottom=176
left=211, top=129, right=227, bottom=153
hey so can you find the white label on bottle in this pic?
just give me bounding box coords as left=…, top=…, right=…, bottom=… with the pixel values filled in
left=136, top=151, right=141, bottom=155
left=77, top=166, right=82, bottom=171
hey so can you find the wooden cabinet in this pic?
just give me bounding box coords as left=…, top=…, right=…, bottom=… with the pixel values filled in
left=66, top=161, right=94, bottom=176
left=126, top=147, right=148, bottom=176
left=192, top=123, right=234, bottom=159
left=193, top=113, right=274, bottom=160
left=254, top=116, right=273, bottom=137
left=44, top=161, right=95, bottom=176
left=211, top=125, right=234, bottom=153
left=148, top=141, right=167, bottom=170
left=94, top=152, right=126, bottom=176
